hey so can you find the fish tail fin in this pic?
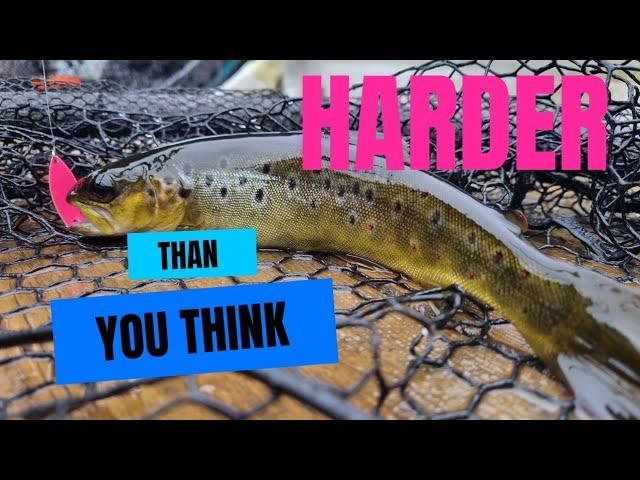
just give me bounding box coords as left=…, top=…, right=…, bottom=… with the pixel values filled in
left=556, top=353, right=640, bottom=419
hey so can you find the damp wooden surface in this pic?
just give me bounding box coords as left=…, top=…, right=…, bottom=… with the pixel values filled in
left=1, top=227, right=636, bottom=419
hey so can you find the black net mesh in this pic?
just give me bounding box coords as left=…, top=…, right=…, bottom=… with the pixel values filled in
left=0, top=60, right=638, bottom=419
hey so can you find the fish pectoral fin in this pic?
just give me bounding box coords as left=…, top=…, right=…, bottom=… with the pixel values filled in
left=557, top=353, right=640, bottom=419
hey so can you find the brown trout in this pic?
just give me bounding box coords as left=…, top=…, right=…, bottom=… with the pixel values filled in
left=67, top=132, right=640, bottom=419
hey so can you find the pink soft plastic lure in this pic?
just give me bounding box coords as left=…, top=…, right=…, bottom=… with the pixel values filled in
left=48, top=155, right=85, bottom=227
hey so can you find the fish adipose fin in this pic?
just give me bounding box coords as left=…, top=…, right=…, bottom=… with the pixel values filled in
left=503, top=209, right=528, bottom=233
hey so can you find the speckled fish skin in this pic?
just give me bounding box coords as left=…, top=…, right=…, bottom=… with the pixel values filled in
left=70, top=132, right=640, bottom=419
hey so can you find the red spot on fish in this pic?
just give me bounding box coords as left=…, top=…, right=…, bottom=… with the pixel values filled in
left=368, top=224, right=375, bottom=232
left=468, top=233, right=476, bottom=244
left=520, top=270, right=529, bottom=279
left=469, top=272, right=476, bottom=280
left=434, top=252, right=442, bottom=261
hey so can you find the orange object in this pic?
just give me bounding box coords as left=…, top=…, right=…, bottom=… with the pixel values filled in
left=31, top=75, right=81, bottom=91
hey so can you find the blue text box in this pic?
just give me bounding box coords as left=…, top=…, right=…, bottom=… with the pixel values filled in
left=127, top=228, right=257, bottom=280
left=51, top=279, right=337, bottom=384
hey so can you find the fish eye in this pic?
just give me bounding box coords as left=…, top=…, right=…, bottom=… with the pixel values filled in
left=89, top=173, right=118, bottom=203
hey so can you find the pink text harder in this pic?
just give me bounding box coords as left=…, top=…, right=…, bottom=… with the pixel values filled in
left=302, top=75, right=608, bottom=171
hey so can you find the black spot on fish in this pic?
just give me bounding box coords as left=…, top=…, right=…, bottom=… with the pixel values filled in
left=310, top=200, right=317, bottom=209
left=179, top=187, right=191, bottom=199
left=262, top=163, right=271, bottom=174
left=337, top=186, right=345, bottom=197
left=220, top=187, right=227, bottom=198
left=495, top=252, right=503, bottom=263
left=324, top=179, right=331, bottom=190
left=421, top=192, right=429, bottom=198
left=288, top=178, right=296, bottom=190
left=432, top=211, right=441, bottom=225
left=147, top=188, right=154, bottom=197
left=468, top=233, right=476, bottom=245
left=205, top=174, right=213, bottom=187
left=348, top=214, right=356, bottom=225
left=255, top=189, right=264, bottom=202
left=394, top=201, right=402, bottom=212
left=352, top=182, right=360, bottom=196
left=239, top=176, right=247, bottom=185
left=365, top=189, right=374, bottom=202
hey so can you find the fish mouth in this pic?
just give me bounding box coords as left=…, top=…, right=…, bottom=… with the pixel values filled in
left=70, top=219, right=107, bottom=236
left=68, top=203, right=118, bottom=236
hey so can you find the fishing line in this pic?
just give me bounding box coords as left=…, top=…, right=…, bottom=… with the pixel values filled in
left=42, top=60, right=85, bottom=227
left=40, top=59, right=57, bottom=158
